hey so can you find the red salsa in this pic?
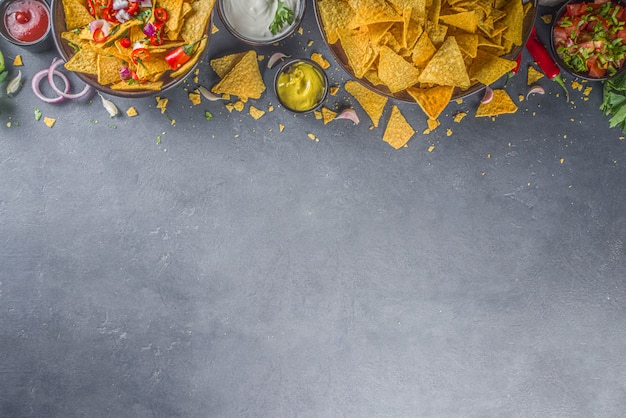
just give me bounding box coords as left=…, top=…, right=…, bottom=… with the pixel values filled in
left=4, top=0, right=49, bottom=43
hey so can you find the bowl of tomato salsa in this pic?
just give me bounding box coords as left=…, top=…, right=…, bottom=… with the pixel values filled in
left=0, top=0, right=52, bottom=51
left=551, top=0, right=626, bottom=80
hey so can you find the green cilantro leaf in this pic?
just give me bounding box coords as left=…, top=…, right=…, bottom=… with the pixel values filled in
left=269, top=1, right=294, bottom=35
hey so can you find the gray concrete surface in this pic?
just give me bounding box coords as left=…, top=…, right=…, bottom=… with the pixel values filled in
left=1, top=2, right=625, bottom=417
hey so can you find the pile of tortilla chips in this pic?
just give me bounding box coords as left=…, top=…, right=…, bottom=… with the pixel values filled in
left=60, top=0, right=215, bottom=92
left=318, top=0, right=533, bottom=119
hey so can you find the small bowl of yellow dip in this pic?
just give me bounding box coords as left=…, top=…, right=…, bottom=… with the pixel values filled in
left=218, top=0, right=305, bottom=46
left=274, top=58, right=328, bottom=113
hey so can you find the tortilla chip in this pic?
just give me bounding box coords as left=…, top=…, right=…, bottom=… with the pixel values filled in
left=211, top=50, right=266, bottom=101
left=64, top=46, right=98, bottom=75
left=475, top=89, right=517, bottom=116
left=345, top=80, right=388, bottom=127
left=527, top=65, right=544, bottom=85
left=110, top=80, right=164, bottom=90
left=455, top=32, right=478, bottom=58
left=321, top=107, right=337, bottom=124
left=62, top=0, right=93, bottom=31
left=383, top=105, right=414, bottom=149
left=210, top=52, right=247, bottom=78
left=407, top=85, right=454, bottom=120
left=318, top=0, right=356, bottom=44
left=377, top=45, right=421, bottom=93
left=311, top=53, right=331, bottom=70
left=337, top=28, right=377, bottom=78
left=418, top=36, right=470, bottom=89
left=411, top=31, right=437, bottom=67
left=501, top=0, right=524, bottom=46
left=469, top=50, right=517, bottom=86
left=348, top=0, right=403, bottom=28
left=97, top=54, right=125, bottom=85
left=180, top=0, right=215, bottom=43
left=439, top=11, right=478, bottom=33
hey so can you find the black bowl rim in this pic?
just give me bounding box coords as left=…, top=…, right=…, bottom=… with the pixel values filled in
left=312, top=0, right=538, bottom=103
left=50, top=0, right=213, bottom=98
left=550, top=0, right=626, bottom=81
left=273, top=57, right=329, bottom=113
left=216, top=0, right=306, bottom=46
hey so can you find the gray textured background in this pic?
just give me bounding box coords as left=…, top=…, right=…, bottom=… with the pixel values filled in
left=1, top=2, right=625, bottom=417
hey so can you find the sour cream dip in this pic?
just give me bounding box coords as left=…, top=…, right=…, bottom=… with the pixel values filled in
left=220, top=0, right=300, bottom=43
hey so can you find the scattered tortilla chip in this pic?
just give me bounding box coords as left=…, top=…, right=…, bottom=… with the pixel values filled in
left=13, top=55, right=22, bottom=66
left=126, top=107, right=138, bottom=117
left=527, top=65, right=544, bottom=85
left=475, top=89, right=518, bottom=117
left=189, top=91, right=201, bottom=105
left=407, top=85, right=454, bottom=120
left=345, top=80, right=388, bottom=127
left=43, top=117, right=56, bottom=128
left=321, top=107, right=337, bottom=124
left=210, top=51, right=247, bottom=78
left=469, top=50, right=517, bottom=86
left=383, top=105, right=414, bottom=149
left=249, top=106, right=265, bottom=120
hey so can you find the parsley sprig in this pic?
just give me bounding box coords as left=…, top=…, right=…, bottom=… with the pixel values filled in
left=269, top=1, right=294, bottom=35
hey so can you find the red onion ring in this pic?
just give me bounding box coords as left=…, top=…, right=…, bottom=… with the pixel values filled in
left=48, top=58, right=92, bottom=100
left=31, top=68, right=70, bottom=103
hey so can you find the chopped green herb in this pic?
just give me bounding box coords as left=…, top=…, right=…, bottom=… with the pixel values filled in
left=107, top=124, right=117, bottom=129
left=34, top=108, right=42, bottom=121
left=156, top=135, right=161, bottom=144
left=205, top=111, right=213, bottom=121
left=269, top=1, right=294, bottom=35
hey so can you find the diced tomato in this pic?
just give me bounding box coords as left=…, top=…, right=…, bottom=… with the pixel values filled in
left=566, top=3, right=588, bottom=16
left=587, top=56, right=606, bottom=78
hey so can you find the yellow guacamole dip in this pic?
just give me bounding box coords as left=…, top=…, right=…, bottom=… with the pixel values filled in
left=276, top=61, right=326, bottom=112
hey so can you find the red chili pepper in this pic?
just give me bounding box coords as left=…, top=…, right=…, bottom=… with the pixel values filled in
left=92, top=27, right=107, bottom=43
left=504, top=52, right=522, bottom=87
left=102, top=7, right=118, bottom=22
left=154, top=7, right=168, bottom=22
left=131, top=48, right=150, bottom=65
left=86, top=0, right=96, bottom=16
left=150, top=33, right=163, bottom=46
left=126, top=1, right=139, bottom=15
left=164, top=36, right=207, bottom=70
left=119, top=37, right=131, bottom=48
left=526, top=26, right=569, bottom=101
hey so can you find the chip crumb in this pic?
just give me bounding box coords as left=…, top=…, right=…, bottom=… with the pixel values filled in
left=194, top=68, right=200, bottom=75
left=428, top=144, right=435, bottom=152
left=329, top=86, right=339, bottom=96
left=170, top=119, right=176, bottom=126
left=482, top=172, right=486, bottom=176
left=193, top=76, right=199, bottom=83
left=583, top=86, right=592, bottom=96
left=564, top=134, right=567, bottom=139
left=298, top=27, right=303, bottom=35
left=212, top=24, right=219, bottom=34
left=279, top=123, right=285, bottom=132
left=571, top=80, right=583, bottom=91
left=307, top=133, right=319, bottom=141
left=541, top=14, right=552, bottom=24
left=307, top=40, right=313, bottom=47
left=311, top=53, right=330, bottom=69
left=560, top=158, right=565, bottom=164
left=268, top=104, right=274, bottom=112
left=6, top=122, right=11, bottom=128
left=453, top=111, right=467, bottom=123
left=518, top=94, right=524, bottom=102
left=233, top=100, right=245, bottom=112
left=321, top=106, right=337, bottom=124
left=446, top=128, right=452, bottom=136
left=43, top=117, right=56, bottom=128
left=423, top=128, right=431, bottom=135
left=249, top=105, right=265, bottom=120
left=13, top=55, right=23, bottom=66
left=156, top=97, right=168, bottom=113
left=313, top=110, right=322, bottom=120
left=487, top=153, right=491, bottom=159
left=456, top=99, right=463, bottom=104
left=427, top=118, right=440, bottom=131
left=188, top=91, right=201, bottom=105
left=225, top=103, right=235, bottom=112
left=126, top=107, right=138, bottom=117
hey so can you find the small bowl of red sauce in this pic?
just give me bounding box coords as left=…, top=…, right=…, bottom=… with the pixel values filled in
left=0, top=0, right=52, bottom=51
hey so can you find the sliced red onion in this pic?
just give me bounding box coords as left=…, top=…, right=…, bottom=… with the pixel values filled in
left=31, top=68, right=70, bottom=103
left=48, top=58, right=92, bottom=100
left=138, top=0, right=151, bottom=7
left=334, top=108, right=360, bottom=125
left=112, top=0, right=128, bottom=10
left=89, top=19, right=112, bottom=37
left=526, top=85, right=545, bottom=100
left=116, top=9, right=131, bottom=23
left=143, top=22, right=156, bottom=37
left=119, top=67, right=131, bottom=80
left=267, top=52, right=290, bottom=69
left=481, top=86, right=494, bottom=104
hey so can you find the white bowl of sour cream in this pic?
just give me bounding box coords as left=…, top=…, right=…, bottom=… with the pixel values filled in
left=218, top=0, right=305, bottom=45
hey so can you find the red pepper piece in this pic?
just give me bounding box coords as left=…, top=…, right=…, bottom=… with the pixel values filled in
left=86, top=0, right=96, bottom=16
left=93, top=27, right=107, bottom=43
left=154, top=7, right=168, bottom=22
left=526, top=26, right=569, bottom=101
left=165, top=36, right=207, bottom=70
left=131, top=48, right=150, bottom=65
left=126, top=1, right=139, bottom=16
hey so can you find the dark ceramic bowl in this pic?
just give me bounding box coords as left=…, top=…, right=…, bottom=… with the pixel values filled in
left=217, top=0, right=305, bottom=46
left=273, top=58, right=329, bottom=113
left=0, top=0, right=53, bottom=52
left=550, top=0, right=626, bottom=81
left=50, top=0, right=213, bottom=98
